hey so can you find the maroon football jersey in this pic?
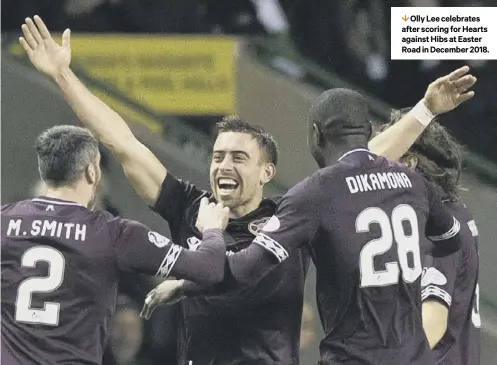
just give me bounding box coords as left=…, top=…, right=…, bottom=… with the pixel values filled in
left=1, top=196, right=225, bottom=365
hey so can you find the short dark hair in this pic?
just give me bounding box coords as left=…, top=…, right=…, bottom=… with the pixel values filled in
left=385, top=108, right=463, bottom=200
left=35, top=125, right=99, bottom=187
left=215, top=116, right=279, bottom=165
left=309, top=89, right=372, bottom=142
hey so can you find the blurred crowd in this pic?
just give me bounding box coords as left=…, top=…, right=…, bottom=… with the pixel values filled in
left=2, top=0, right=275, bottom=35
left=3, top=0, right=495, bottom=162
left=284, top=0, right=497, bottom=163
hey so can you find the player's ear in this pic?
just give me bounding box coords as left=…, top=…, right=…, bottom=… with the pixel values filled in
left=85, top=162, right=97, bottom=185
left=260, top=162, right=276, bottom=185
left=402, top=153, right=419, bottom=170
left=312, top=123, right=325, bottom=148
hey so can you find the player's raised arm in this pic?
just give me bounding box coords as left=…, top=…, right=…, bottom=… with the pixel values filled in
left=19, top=16, right=166, bottom=206
left=368, top=66, right=476, bottom=161
left=113, top=198, right=230, bottom=285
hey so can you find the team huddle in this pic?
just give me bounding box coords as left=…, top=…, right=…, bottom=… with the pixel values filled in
left=1, top=15, right=481, bottom=365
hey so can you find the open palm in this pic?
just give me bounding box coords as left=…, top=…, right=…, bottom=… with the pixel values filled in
left=424, top=66, right=476, bottom=115
left=20, top=16, right=71, bottom=80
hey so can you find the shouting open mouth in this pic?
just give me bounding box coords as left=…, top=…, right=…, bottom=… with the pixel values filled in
left=217, top=177, right=239, bottom=196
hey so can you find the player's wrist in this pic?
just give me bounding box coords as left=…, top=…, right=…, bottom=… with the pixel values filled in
left=410, top=99, right=436, bottom=127
left=53, top=66, right=73, bottom=84
left=202, top=228, right=224, bottom=235
left=177, top=280, right=190, bottom=298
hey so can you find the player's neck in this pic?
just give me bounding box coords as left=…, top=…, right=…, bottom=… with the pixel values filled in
left=230, top=193, right=263, bottom=219
left=324, top=143, right=368, bottom=167
left=45, top=185, right=91, bottom=208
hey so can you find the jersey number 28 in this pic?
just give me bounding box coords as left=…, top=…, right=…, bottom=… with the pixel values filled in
left=15, top=246, right=65, bottom=326
left=357, top=204, right=422, bottom=288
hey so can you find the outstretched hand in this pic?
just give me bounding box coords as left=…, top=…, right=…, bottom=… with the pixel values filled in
left=424, top=65, right=477, bottom=115
left=140, top=280, right=185, bottom=320
left=19, top=15, right=72, bottom=80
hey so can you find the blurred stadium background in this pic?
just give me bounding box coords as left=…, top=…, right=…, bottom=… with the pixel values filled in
left=2, top=1, right=496, bottom=364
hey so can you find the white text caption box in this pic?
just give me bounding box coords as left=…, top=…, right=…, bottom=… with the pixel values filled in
left=391, top=7, right=497, bottom=60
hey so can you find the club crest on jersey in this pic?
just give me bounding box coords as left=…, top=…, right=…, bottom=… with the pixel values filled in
left=248, top=217, right=271, bottom=235
left=187, top=236, right=202, bottom=251
left=148, top=231, right=170, bottom=248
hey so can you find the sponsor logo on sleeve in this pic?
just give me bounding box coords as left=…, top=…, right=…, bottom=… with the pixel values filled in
left=467, top=220, right=479, bottom=237
left=421, top=267, right=447, bottom=287
left=248, top=217, right=271, bottom=235
left=187, top=236, right=202, bottom=251
left=261, top=215, right=280, bottom=233
left=148, top=231, right=170, bottom=248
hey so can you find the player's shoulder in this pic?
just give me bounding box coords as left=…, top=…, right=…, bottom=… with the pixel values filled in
left=88, top=210, right=146, bottom=244
left=442, top=199, right=479, bottom=271
left=167, top=173, right=211, bottom=205
left=90, top=209, right=119, bottom=222
left=164, top=173, right=210, bottom=199
left=63, top=208, right=130, bottom=241
left=153, top=173, right=210, bottom=215
left=445, top=199, right=474, bottom=222
left=285, top=172, right=322, bottom=199
left=280, top=171, right=336, bottom=216
left=265, top=195, right=283, bottom=206
left=89, top=209, right=139, bottom=230
left=2, top=199, right=50, bottom=218
left=1, top=200, right=26, bottom=214
left=445, top=199, right=479, bottom=241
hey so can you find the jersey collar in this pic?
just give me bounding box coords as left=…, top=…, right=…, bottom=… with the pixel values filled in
left=337, top=148, right=374, bottom=162
left=32, top=196, right=85, bottom=207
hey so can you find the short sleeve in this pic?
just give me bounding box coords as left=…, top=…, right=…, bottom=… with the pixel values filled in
left=423, top=212, right=480, bottom=309
left=421, top=252, right=460, bottom=308
left=423, top=180, right=462, bottom=255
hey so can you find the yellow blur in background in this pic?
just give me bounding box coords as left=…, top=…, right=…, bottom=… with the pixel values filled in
left=11, top=35, right=238, bottom=116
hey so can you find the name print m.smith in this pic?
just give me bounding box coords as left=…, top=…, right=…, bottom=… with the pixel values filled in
left=6, top=219, right=87, bottom=241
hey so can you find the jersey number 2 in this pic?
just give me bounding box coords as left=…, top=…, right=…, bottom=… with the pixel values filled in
left=15, top=246, right=65, bottom=326
left=357, top=204, right=422, bottom=287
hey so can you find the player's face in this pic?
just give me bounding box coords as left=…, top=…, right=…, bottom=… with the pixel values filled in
left=210, top=132, right=267, bottom=210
